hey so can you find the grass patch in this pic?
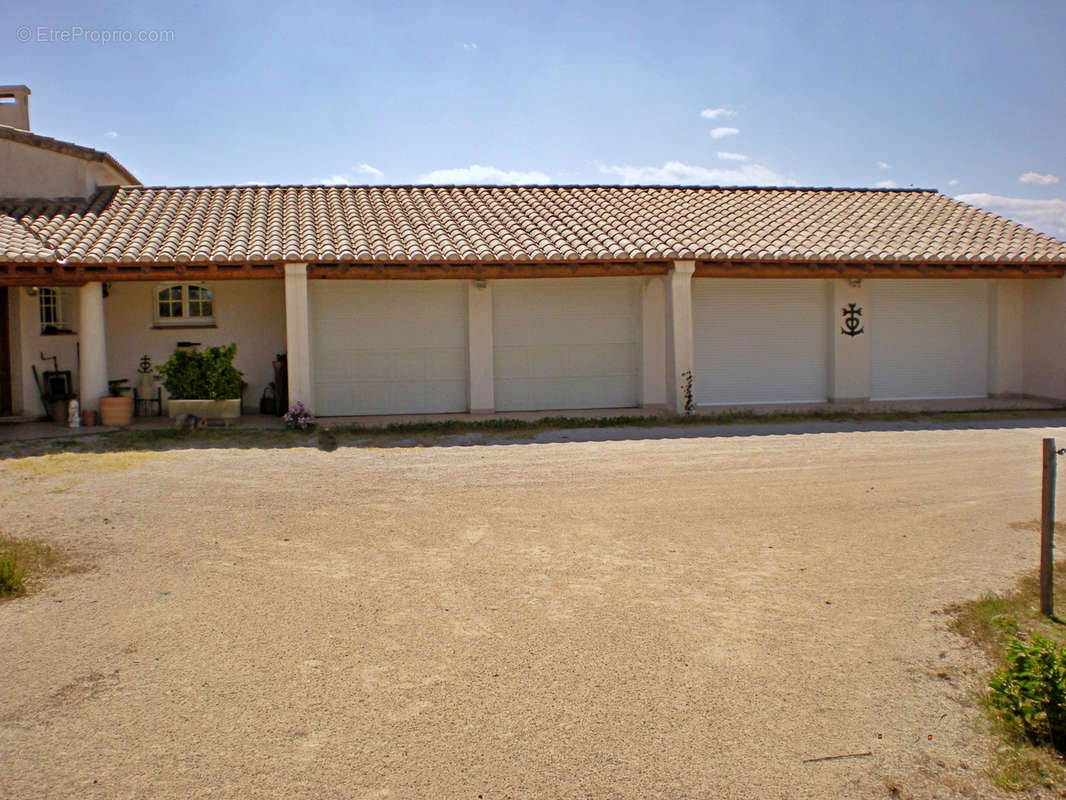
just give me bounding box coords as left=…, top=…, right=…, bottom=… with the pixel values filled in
left=950, top=560, right=1066, bottom=791
left=339, top=406, right=1066, bottom=437
left=0, top=536, right=85, bottom=600
left=0, top=550, right=23, bottom=596
left=5, top=450, right=160, bottom=478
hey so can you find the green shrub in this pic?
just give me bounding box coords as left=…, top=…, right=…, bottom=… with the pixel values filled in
left=989, top=634, right=1066, bottom=752
left=156, top=344, right=243, bottom=401
left=0, top=551, right=25, bottom=597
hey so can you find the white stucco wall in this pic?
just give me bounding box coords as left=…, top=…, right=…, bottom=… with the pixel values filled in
left=15, top=286, right=80, bottom=417
left=829, top=279, right=871, bottom=401
left=467, top=280, right=495, bottom=413
left=640, top=276, right=667, bottom=407
left=0, top=139, right=130, bottom=198
left=6, top=287, right=23, bottom=413
left=665, top=263, right=695, bottom=413
left=988, top=280, right=1024, bottom=396
left=1023, top=278, right=1066, bottom=401
left=103, top=280, right=286, bottom=413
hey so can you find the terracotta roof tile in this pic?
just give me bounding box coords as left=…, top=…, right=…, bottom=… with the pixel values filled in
left=1, top=185, right=1065, bottom=267
left=0, top=211, right=55, bottom=261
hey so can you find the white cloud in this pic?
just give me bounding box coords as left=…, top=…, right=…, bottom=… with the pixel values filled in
left=700, top=108, right=737, bottom=119
left=1020, top=171, right=1060, bottom=185
left=877, top=161, right=890, bottom=169
left=315, top=174, right=354, bottom=185
left=716, top=151, right=750, bottom=162
left=874, top=179, right=898, bottom=188
left=709, top=126, right=740, bottom=139
left=104, top=131, right=118, bottom=138
left=314, top=166, right=384, bottom=185
left=948, top=178, right=959, bottom=186
left=955, top=193, right=1066, bottom=238
left=243, top=180, right=267, bottom=186
left=598, top=160, right=794, bottom=186
left=459, top=42, right=478, bottom=51
left=417, top=164, right=552, bottom=184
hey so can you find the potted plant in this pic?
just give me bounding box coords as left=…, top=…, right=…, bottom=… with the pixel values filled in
left=157, top=343, right=243, bottom=421
left=99, top=379, right=133, bottom=427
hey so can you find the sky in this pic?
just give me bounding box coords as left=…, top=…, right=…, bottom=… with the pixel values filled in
left=2, top=0, right=1065, bottom=237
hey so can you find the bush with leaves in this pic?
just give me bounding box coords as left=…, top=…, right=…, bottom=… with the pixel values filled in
left=156, top=344, right=243, bottom=401
left=989, top=634, right=1066, bottom=753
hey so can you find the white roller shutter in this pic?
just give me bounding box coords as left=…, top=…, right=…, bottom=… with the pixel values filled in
left=869, top=280, right=989, bottom=400
left=693, top=279, right=829, bottom=405
left=493, top=278, right=640, bottom=411
left=310, top=281, right=467, bottom=415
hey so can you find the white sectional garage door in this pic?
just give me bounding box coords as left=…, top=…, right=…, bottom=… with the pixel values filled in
left=310, top=281, right=467, bottom=415
left=493, top=278, right=640, bottom=411
left=693, top=279, right=829, bottom=405
left=869, top=280, right=989, bottom=400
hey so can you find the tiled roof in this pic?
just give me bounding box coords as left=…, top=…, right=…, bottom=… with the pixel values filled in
left=0, top=125, right=139, bottom=186
left=1, top=184, right=1065, bottom=266
left=0, top=208, right=58, bottom=261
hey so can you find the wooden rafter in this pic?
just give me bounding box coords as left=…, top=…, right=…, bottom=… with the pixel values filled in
left=0, top=258, right=1061, bottom=285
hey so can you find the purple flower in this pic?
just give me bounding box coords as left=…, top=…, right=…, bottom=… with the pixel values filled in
left=284, top=402, right=315, bottom=430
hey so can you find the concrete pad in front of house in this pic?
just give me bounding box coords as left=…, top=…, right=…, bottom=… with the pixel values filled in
left=2, top=422, right=1064, bottom=798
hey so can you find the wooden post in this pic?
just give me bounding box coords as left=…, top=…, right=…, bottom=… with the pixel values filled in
left=1041, top=438, right=1057, bottom=617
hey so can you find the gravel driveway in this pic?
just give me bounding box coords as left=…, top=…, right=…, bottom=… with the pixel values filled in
left=3, top=419, right=1065, bottom=799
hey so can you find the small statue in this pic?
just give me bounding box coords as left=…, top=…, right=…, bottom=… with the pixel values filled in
left=136, top=355, right=155, bottom=400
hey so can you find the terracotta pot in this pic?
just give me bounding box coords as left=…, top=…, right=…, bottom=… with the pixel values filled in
left=82, top=409, right=98, bottom=426
left=99, top=396, right=133, bottom=428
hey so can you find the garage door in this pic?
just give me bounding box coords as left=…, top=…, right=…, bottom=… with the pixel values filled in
left=869, top=280, right=989, bottom=400
left=310, top=281, right=467, bottom=415
left=693, top=279, right=829, bottom=404
left=493, top=278, right=640, bottom=411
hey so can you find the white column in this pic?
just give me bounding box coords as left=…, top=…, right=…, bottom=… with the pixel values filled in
left=829, top=278, right=871, bottom=402
left=78, top=283, right=108, bottom=412
left=467, top=280, right=495, bottom=413
left=1022, top=278, right=1066, bottom=402
left=665, top=261, right=695, bottom=413
left=988, top=279, right=1024, bottom=396
left=640, top=276, right=666, bottom=407
left=284, top=263, right=313, bottom=412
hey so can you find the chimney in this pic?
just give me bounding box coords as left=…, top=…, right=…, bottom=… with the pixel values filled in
left=0, top=85, right=31, bottom=130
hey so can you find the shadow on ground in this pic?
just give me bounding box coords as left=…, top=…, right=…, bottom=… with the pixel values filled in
left=2, top=409, right=1065, bottom=459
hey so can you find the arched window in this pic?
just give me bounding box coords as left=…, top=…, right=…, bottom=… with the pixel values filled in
left=154, top=283, right=214, bottom=326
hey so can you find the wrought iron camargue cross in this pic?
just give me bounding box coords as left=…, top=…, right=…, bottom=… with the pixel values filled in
left=840, top=303, right=864, bottom=337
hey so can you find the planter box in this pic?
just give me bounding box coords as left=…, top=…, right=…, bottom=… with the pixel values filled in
left=167, top=398, right=241, bottom=421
